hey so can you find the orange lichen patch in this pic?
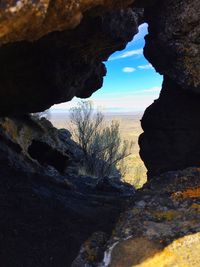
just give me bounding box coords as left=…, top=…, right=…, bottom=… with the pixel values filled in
left=152, top=210, right=179, bottom=221
left=171, top=187, right=200, bottom=200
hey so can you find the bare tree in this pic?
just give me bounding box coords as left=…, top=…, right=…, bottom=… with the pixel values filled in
left=70, top=101, right=134, bottom=179
left=70, top=101, right=104, bottom=155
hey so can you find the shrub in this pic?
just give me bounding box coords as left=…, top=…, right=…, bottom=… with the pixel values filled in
left=70, top=101, right=134, bottom=179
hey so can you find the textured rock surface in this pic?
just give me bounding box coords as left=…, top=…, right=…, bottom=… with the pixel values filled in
left=105, top=168, right=200, bottom=267
left=144, top=0, right=200, bottom=92
left=139, top=78, right=200, bottom=178
left=0, top=0, right=135, bottom=44
left=0, top=3, right=142, bottom=116
left=0, top=116, right=134, bottom=266
left=108, top=233, right=200, bottom=267
left=0, top=0, right=200, bottom=266
left=0, top=115, right=83, bottom=175
left=140, top=0, right=200, bottom=177
left=76, top=167, right=200, bottom=266
left=0, top=161, right=131, bottom=267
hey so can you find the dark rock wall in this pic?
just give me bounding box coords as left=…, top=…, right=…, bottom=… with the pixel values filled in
left=140, top=0, right=200, bottom=177
left=0, top=115, right=133, bottom=267
left=0, top=160, right=125, bottom=267
left=144, top=0, right=200, bottom=93
left=0, top=7, right=142, bottom=115
left=0, top=0, right=199, bottom=178
left=140, top=78, right=200, bottom=178
left=0, top=3, right=142, bottom=266
left=0, top=0, right=200, bottom=264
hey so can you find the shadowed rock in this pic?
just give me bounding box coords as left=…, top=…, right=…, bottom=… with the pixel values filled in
left=0, top=5, right=142, bottom=115
left=140, top=0, right=200, bottom=177
left=140, top=77, right=200, bottom=178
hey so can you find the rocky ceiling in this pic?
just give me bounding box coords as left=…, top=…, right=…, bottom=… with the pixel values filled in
left=0, top=0, right=144, bottom=115
left=0, top=0, right=200, bottom=176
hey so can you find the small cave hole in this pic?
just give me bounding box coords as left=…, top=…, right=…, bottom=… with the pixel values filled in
left=28, top=140, right=69, bottom=173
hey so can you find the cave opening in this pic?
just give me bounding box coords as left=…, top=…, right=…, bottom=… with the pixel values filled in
left=28, top=140, right=69, bottom=173
left=50, top=23, right=163, bottom=188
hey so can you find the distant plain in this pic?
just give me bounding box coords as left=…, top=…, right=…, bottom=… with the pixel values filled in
left=50, top=112, right=147, bottom=188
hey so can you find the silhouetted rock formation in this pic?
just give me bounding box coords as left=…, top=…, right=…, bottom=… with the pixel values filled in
left=144, top=0, right=200, bottom=93
left=0, top=5, right=142, bottom=115
left=0, top=0, right=200, bottom=266
left=139, top=0, right=200, bottom=177
left=140, top=78, right=200, bottom=178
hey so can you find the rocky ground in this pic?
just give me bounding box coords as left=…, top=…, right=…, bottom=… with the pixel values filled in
left=0, top=115, right=135, bottom=267
left=73, top=167, right=200, bottom=266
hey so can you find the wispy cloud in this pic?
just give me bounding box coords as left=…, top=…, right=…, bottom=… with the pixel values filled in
left=138, top=63, right=153, bottom=70
left=122, top=67, right=136, bottom=73
left=143, top=87, right=161, bottom=93
left=109, top=49, right=143, bottom=61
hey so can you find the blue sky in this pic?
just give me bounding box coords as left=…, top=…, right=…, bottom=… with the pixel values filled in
left=51, top=23, right=163, bottom=113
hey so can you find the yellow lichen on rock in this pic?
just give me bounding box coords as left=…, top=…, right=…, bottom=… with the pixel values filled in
left=109, top=237, right=163, bottom=267
left=191, top=203, right=200, bottom=210
left=109, top=233, right=200, bottom=267
left=135, top=232, right=200, bottom=267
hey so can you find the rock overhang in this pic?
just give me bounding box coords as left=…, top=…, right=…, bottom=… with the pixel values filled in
left=0, top=1, right=145, bottom=116
left=0, top=0, right=200, bottom=177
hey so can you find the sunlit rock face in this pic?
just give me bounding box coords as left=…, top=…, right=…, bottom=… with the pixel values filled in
left=74, top=168, right=200, bottom=266
left=140, top=0, right=200, bottom=177
left=0, top=1, right=142, bottom=116
left=0, top=0, right=135, bottom=44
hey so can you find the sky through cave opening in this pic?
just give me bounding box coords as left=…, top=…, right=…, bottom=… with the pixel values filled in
left=50, top=23, right=163, bottom=188
left=51, top=23, right=163, bottom=113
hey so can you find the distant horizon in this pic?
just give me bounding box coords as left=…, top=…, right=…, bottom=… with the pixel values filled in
left=50, top=107, right=145, bottom=115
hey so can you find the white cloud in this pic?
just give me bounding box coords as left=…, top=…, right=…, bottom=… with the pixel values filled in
left=143, top=87, right=161, bottom=93
left=122, top=67, right=136, bottom=73
left=109, top=49, right=143, bottom=61
left=138, top=63, right=153, bottom=70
